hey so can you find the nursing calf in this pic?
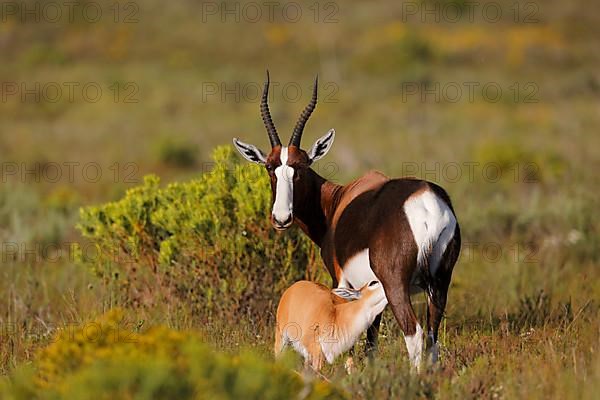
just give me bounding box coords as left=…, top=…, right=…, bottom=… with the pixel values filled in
left=275, top=280, right=388, bottom=372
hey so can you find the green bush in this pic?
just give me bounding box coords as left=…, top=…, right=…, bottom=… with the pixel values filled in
left=472, top=138, right=567, bottom=185
left=77, top=146, right=318, bottom=322
left=154, top=136, right=199, bottom=168
left=0, top=184, right=73, bottom=252
left=0, top=309, right=346, bottom=400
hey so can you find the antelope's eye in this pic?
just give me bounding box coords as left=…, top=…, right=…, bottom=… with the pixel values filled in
left=265, top=164, right=274, bottom=172
left=369, top=281, right=379, bottom=287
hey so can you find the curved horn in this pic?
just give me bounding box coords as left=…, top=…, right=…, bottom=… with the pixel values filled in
left=261, top=70, right=281, bottom=148
left=289, top=75, right=318, bottom=147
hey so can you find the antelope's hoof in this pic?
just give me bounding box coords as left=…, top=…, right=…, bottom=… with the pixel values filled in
left=344, top=357, right=355, bottom=375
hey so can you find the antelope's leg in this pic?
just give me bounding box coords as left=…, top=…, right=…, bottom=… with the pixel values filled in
left=274, top=326, right=283, bottom=358
left=365, top=313, right=382, bottom=360
left=301, top=334, right=323, bottom=373
left=343, top=311, right=382, bottom=372
left=309, top=347, right=324, bottom=372
left=425, top=231, right=460, bottom=364
left=388, top=290, right=422, bottom=372
left=344, top=346, right=356, bottom=374
left=425, top=290, right=447, bottom=364
left=368, top=227, right=423, bottom=371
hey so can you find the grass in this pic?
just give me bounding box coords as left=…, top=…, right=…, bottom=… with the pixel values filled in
left=1, top=0, right=599, bottom=398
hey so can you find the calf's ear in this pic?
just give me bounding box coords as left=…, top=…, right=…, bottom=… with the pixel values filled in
left=332, top=287, right=361, bottom=301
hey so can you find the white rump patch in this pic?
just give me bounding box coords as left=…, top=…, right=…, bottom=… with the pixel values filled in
left=272, top=147, right=295, bottom=223
left=338, top=249, right=377, bottom=290
left=403, top=190, right=456, bottom=277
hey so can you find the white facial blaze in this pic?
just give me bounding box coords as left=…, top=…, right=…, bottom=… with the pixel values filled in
left=272, top=147, right=294, bottom=224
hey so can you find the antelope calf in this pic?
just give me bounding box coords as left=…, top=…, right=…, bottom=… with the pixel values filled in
left=275, top=280, right=388, bottom=372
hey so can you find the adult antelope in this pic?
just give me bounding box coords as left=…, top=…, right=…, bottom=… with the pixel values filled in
left=233, top=72, right=461, bottom=370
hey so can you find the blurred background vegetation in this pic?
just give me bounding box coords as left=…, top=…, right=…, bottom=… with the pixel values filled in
left=1, top=0, right=599, bottom=398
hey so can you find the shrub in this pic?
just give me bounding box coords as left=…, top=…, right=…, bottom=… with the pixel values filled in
left=154, top=136, right=199, bottom=168
left=0, top=309, right=346, bottom=400
left=508, top=290, right=574, bottom=332
left=77, top=146, right=318, bottom=323
left=472, top=138, right=566, bottom=185
left=0, top=184, right=73, bottom=252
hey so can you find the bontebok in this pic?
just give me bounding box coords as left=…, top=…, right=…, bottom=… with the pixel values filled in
left=233, top=72, right=461, bottom=370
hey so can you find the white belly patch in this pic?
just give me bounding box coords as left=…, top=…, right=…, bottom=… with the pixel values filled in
left=338, top=249, right=376, bottom=289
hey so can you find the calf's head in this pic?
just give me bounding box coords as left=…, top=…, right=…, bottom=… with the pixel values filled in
left=332, top=281, right=388, bottom=315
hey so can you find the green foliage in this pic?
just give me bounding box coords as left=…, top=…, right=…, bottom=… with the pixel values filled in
left=154, top=136, right=199, bottom=168
left=77, top=146, right=317, bottom=321
left=0, top=309, right=346, bottom=400
left=0, top=185, right=73, bottom=251
left=472, top=138, right=567, bottom=185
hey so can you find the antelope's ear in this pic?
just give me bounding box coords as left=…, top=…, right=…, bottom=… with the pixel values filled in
left=307, top=129, right=335, bottom=164
left=332, top=287, right=362, bottom=301
left=233, top=138, right=267, bottom=165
